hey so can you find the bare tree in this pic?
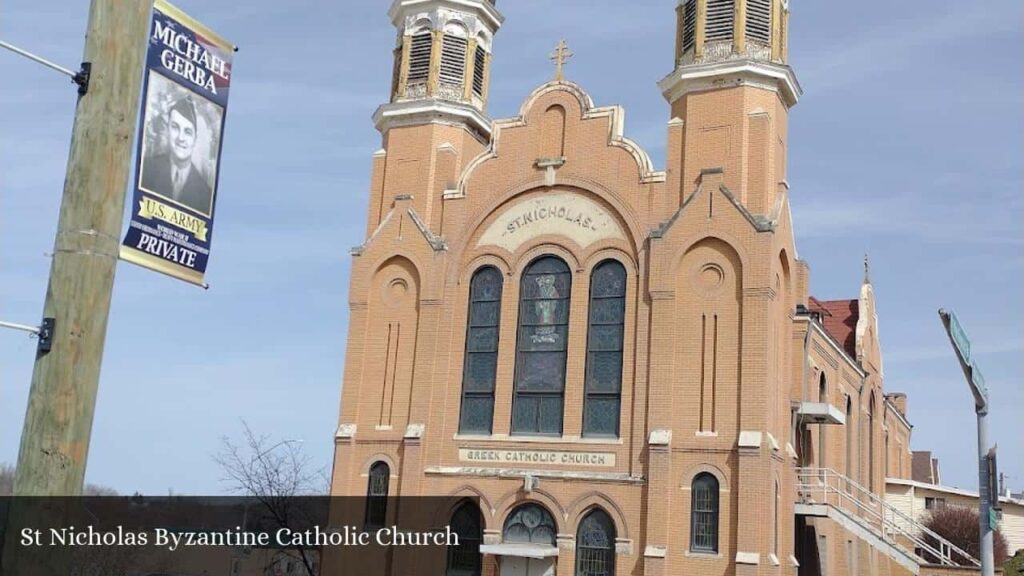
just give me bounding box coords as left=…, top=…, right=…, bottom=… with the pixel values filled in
left=214, top=422, right=328, bottom=576
left=922, top=504, right=1009, bottom=566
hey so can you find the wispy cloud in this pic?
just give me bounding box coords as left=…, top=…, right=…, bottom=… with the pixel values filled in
left=799, top=4, right=1021, bottom=93
left=792, top=191, right=1024, bottom=246
left=886, top=338, right=1024, bottom=364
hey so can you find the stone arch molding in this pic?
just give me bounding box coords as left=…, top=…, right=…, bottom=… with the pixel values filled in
left=474, top=188, right=628, bottom=255
left=680, top=463, right=731, bottom=492
left=438, top=485, right=495, bottom=530
left=360, top=453, right=398, bottom=477
left=566, top=492, right=630, bottom=539
left=457, top=80, right=666, bottom=196
left=493, top=490, right=567, bottom=534
left=394, top=8, right=498, bottom=51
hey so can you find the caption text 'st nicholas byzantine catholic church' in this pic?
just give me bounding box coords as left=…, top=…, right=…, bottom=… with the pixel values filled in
left=326, top=1, right=947, bottom=576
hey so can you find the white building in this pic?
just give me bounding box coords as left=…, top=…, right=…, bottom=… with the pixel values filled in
left=886, top=478, right=1024, bottom=557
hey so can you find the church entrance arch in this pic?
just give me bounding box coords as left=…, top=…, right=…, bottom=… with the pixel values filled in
left=488, top=504, right=558, bottom=576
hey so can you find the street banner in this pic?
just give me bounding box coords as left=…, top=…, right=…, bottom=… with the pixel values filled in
left=120, top=0, right=234, bottom=287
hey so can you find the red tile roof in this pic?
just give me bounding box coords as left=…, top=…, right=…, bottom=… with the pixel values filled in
left=809, top=297, right=860, bottom=359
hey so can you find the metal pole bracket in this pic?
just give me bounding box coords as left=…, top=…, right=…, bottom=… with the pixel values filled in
left=73, top=62, right=91, bottom=96
left=37, top=318, right=55, bottom=355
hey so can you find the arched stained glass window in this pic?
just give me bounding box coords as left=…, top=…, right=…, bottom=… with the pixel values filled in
left=512, top=257, right=571, bottom=435
left=690, top=473, right=719, bottom=553
left=365, top=462, right=390, bottom=530
left=446, top=502, right=482, bottom=576
left=459, top=267, right=503, bottom=434
left=583, top=260, right=626, bottom=437
left=576, top=509, right=615, bottom=576
left=504, top=504, right=557, bottom=545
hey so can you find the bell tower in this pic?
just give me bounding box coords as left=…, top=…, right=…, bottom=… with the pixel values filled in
left=376, top=0, right=503, bottom=140
left=660, top=0, right=801, bottom=215
left=367, top=0, right=504, bottom=234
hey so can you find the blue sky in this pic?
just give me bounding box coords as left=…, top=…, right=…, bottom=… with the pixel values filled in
left=1, top=0, right=1020, bottom=496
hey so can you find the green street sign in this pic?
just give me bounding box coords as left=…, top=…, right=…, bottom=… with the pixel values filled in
left=949, top=311, right=972, bottom=364
left=990, top=508, right=999, bottom=530
left=971, top=360, right=988, bottom=400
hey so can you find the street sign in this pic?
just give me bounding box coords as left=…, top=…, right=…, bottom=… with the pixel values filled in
left=948, top=311, right=972, bottom=364
left=971, top=360, right=988, bottom=400
left=938, top=309, right=997, bottom=576
left=987, top=447, right=1001, bottom=511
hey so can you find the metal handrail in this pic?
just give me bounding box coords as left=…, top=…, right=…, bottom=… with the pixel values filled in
left=824, top=469, right=978, bottom=567
left=796, top=467, right=980, bottom=568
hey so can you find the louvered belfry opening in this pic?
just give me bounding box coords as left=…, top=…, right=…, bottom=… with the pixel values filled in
left=407, top=32, right=432, bottom=85
left=746, top=0, right=772, bottom=44
left=440, top=35, right=468, bottom=86
left=675, top=0, right=787, bottom=66
left=472, top=45, right=486, bottom=98
left=705, top=0, right=735, bottom=42
left=681, top=0, right=697, bottom=53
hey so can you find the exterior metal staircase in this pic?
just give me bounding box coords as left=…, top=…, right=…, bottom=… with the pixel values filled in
left=795, top=468, right=980, bottom=571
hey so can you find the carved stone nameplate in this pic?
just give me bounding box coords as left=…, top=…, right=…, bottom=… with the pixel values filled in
left=477, top=191, right=624, bottom=252
left=459, top=448, right=616, bottom=468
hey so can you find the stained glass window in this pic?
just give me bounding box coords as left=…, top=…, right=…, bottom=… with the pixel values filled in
left=583, top=261, right=626, bottom=437
left=576, top=509, right=615, bottom=576
left=460, top=267, right=503, bottom=434
left=446, top=502, right=482, bottom=576
left=503, top=504, right=556, bottom=546
left=512, top=257, right=570, bottom=435
left=690, top=473, right=719, bottom=553
left=365, top=462, right=390, bottom=530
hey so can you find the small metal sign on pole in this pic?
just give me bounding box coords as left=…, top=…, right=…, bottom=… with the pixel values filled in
left=938, top=309, right=996, bottom=576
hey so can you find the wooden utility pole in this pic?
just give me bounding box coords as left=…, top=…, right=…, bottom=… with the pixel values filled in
left=12, top=0, right=152, bottom=496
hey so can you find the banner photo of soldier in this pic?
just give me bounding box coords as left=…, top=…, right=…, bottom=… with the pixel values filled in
left=120, top=0, right=234, bottom=287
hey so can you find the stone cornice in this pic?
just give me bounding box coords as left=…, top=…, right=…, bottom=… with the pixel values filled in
left=373, top=99, right=493, bottom=142
left=658, top=59, right=802, bottom=108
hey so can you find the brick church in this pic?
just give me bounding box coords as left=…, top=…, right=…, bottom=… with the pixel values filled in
left=326, top=1, right=973, bottom=575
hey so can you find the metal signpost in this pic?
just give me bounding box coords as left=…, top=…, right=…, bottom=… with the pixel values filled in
left=938, top=309, right=997, bottom=576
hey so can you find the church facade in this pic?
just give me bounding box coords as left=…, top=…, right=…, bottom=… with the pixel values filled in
left=326, top=2, right=958, bottom=575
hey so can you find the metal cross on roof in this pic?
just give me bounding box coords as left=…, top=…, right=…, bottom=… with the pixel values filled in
left=549, top=39, right=573, bottom=82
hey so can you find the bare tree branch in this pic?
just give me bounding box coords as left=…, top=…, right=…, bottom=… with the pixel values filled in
left=213, top=421, right=328, bottom=575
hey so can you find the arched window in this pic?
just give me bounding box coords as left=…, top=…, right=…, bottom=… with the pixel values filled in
left=365, top=462, right=390, bottom=530
left=446, top=502, right=482, bottom=576
left=885, top=432, right=890, bottom=479
left=576, top=509, right=615, bottom=576
left=504, top=504, right=556, bottom=545
left=583, top=261, right=626, bottom=437
left=773, top=480, right=781, bottom=556
left=690, top=473, right=720, bottom=553
left=818, top=374, right=827, bottom=471
left=459, top=267, right=503, bottom=434
left=512, top=257, right=571, bottom=435
left=868, top=394, right=876, bottom=491
left=845, top=397, right=854, bottom=485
